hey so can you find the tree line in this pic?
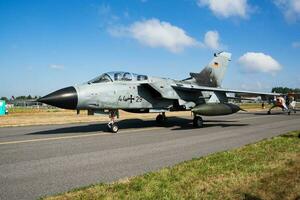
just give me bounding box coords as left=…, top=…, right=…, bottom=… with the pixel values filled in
left=0, top=95, right=40, bottom=102
left=271, top=87, right=300, bottom=94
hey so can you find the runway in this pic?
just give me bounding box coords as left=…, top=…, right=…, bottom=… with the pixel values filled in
left=0, top=111, right=300, bottom=200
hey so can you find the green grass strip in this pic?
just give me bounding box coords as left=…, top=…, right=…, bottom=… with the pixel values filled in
left=43, top=131, right=300, bottom=200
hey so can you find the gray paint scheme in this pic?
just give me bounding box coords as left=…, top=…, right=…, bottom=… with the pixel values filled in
left=38, top=52, right=281, bottom=132
left=73, top=52, right=278, bottom=113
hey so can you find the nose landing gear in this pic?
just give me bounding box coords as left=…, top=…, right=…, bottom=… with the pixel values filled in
left=107, top=110, right=119, bottom=133
left=108, top=123, right=119, bottom=133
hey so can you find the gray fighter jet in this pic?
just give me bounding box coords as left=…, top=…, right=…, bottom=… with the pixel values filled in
left=38, top=52, right=279, bottom=133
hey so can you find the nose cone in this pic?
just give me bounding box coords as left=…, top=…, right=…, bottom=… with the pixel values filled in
left=38, top=86, right=78, bottom=109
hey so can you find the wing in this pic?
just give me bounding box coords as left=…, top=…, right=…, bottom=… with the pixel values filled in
left=171, top=83, right=281, bottom=97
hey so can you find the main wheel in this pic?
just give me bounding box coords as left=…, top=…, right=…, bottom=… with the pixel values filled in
left=193, top=116, right=203, bottom=128
left=267, top=110, right=271, bottom=115
left=156, top=114, right=165, bottom=124
left=288, top=111, right=291, bottom=115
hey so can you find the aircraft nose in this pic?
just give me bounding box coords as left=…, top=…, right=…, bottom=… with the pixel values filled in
left=38, top=86, right=78, bottom=109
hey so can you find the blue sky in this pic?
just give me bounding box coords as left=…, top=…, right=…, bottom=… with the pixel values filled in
left=0, top=0, right=300, bottom=97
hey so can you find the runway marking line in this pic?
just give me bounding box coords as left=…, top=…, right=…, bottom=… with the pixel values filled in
left=0, top=127, right=162, bottom=146
left=0, top=114, right=285, bottom=146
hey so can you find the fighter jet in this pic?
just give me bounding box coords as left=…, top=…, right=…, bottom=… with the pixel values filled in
left=38, top=52, right=279, bottom=133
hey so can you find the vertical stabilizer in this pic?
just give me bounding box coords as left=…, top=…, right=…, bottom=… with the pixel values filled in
left=190, top=52, right=231, bottom=87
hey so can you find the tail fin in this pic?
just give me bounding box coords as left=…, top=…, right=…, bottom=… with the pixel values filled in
left=190, top=52, right=231, bottom=87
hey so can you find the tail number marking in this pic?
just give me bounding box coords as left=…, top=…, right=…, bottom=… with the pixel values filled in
left=118, top=95, right=142, bottom=103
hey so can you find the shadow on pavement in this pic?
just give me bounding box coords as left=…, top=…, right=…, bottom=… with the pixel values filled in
left=253, top=112, right=286, bottom=115
left=27, top=117, right=248, bottom=135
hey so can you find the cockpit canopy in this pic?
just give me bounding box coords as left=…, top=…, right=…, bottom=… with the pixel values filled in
left=88, top=71, right=148, bottom=84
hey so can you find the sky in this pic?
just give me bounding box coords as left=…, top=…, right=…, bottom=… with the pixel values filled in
left=0, top=0, right=300, bottom=97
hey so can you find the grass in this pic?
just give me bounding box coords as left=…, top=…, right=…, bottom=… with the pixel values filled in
left=239, top=103, right=271, bottom=110
left=43, top=131, right=300, bottom=200
left=7, top=107, right=62, bottom=113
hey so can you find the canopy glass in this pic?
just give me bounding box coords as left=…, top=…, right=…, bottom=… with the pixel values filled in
left=88, top=71, right=148, bottom=84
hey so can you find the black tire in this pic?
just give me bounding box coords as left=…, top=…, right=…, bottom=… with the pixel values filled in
left=267, top=110, right=271, bottom=115
left=110, top=124, right=119, bottom=133
left=288, top=111, right=291, bottom=115
left=156, top=114, right=165, bottom=124
left=193, top=116, right=203, bottom=128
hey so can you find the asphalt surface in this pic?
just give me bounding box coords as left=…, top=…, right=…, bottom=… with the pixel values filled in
left=0, top=111, right=300, bottom=200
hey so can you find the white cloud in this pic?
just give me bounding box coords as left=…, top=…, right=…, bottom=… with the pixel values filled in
left=238, top=52, right=281, bottom=74
left=49, top=64, right=64, bottom=70
left=241, top=81, right=271, bottom=91
left=108, top=19, right=227, bottom=52
left=204, top=30, right=222, bottom=50
left=274, top=0, right=300, bottom=22
left=198, top=0, right=250, bottom=18
left=129, top=19, right=198, bottom=52
left=292, top=41, right=300, bottom=48
left=109, top=18, right=198, bottom=53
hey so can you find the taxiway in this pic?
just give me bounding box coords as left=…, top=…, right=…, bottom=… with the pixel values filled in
left=0, top=111, right=300, bottom=200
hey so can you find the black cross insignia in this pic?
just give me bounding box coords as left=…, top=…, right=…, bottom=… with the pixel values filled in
left=128, top=95, right=135, bottom=103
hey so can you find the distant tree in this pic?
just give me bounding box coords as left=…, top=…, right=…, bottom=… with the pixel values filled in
left=272, top=87, right=300, bottom=94
left=272, top=87, right=281, bottom=93
left=12, top=95, right=40, bottom=100
left=294, top=88, right=300, bottom=93
left=15, top=96, right=27, bottom=100
left=0, top=97, right=8, bottom=102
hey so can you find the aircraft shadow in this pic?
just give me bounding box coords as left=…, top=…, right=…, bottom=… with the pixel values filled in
left=171, top=121, right=248, bottom=131
left=27, top=117, right=247, bottom=135
left=250, top=110, right=298, bottom=115
left=253, top=112, right=287, bottom=115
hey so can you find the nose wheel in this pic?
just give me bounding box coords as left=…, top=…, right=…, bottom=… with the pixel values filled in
left=107, top=123, right=119, bottom=133
left=193, top=116, right=203, bottom=128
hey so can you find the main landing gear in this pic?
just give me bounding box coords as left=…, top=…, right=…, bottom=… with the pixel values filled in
left=156, top=112, right=167, bottom=125
left=193, top=115, right=203, bottom=128
left=155, top=112, right=204, bottom=128
left=107, top=110, right=119, bottom=133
